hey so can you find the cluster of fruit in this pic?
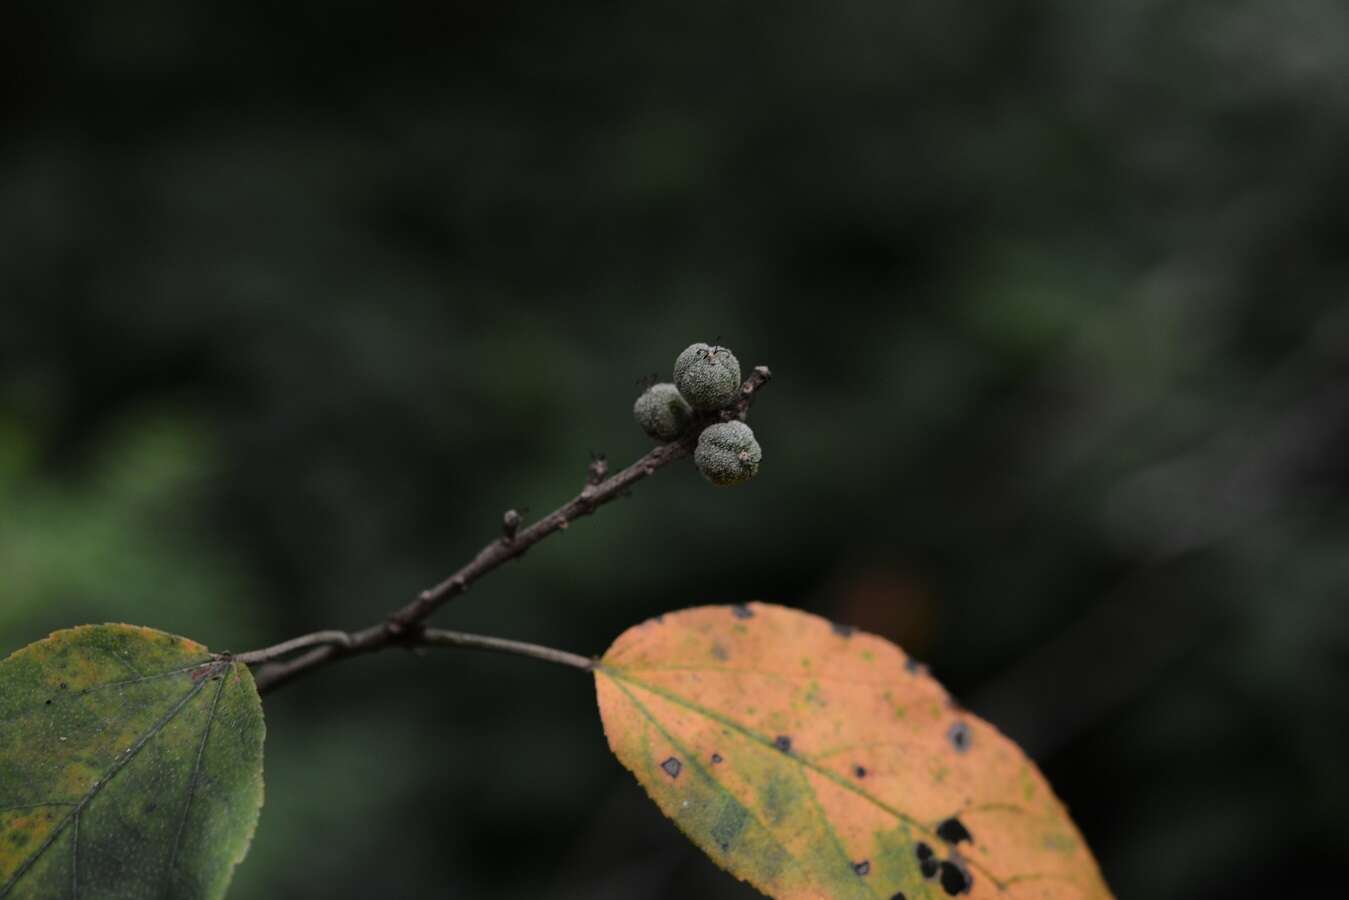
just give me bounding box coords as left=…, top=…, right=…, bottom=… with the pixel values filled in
left=632, top=342, right=763, bottom=486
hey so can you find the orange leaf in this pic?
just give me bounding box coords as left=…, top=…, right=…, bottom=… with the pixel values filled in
left=595, top=602, right=1112, bottom=899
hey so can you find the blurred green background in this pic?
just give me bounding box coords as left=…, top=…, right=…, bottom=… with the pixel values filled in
left=3, top=2, right=1347, bottom=897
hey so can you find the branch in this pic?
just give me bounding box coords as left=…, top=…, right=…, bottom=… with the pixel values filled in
left=246, top=365, right=772, bottom=694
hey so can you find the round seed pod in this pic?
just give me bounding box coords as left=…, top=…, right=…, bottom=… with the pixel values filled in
left=673, top=343, right=741, bottom=411
left=633, top=383, right=693, bottom=441
left=694, top=420, right=762, bottom=486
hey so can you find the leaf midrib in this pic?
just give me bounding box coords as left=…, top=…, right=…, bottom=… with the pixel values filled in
left=602, top=665, right=1025, bottom=892
left=606, top=676, right=810, bottom=890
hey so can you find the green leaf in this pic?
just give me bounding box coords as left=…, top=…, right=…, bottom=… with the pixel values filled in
left=0, top=624, right=265, bottom=899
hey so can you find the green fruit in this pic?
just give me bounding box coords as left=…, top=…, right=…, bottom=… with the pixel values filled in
left=694, top=421, right=762, bottom=485
left=673, top=343, right=741, bottom=410
left=633, top=382, right=694, bottom=441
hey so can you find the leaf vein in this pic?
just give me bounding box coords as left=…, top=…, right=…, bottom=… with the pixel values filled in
left=0, top=802, right=77, bottom=814
left=0, top=660, right=213, bottom=726
left=793, top=764, right=882, bottom=899
left=96, top=647, right=144, bottom=680
left=0, top=660, right=225, bottom=898
left=605, top=675, right=809, bottom=887
left=611, top=663, right=921, bottom=689
left=606, top=668, right=1024, bottom=891
left=70, top=810, right=79, bottom=900
left=167, top=671, right=228, bottom=883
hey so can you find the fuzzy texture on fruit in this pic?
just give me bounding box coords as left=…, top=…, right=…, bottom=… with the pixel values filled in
left=633, top=383, right=694, bottom=441
left=694, top=420, right=762, bottom=485
left=673, top=343, right=742, bottom=410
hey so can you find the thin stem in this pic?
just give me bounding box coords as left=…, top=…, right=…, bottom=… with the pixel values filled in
left=235, top=628, right=592, bottom=685
left=420, top=629, right=593, bottom=670
left=232, top=631, right=353, bottom=665
left=245, top=364, right=772, bottom=695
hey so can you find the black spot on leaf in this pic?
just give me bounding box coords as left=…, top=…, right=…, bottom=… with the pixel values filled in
left=853, top=765, right=867, bottom=778
left=939, top=860, right=972, bottom=895
left=948, top=720, right=971, bottom=753
left=891, top=894, right=907, bottom=900
left=774, top=735, right=792, bottom=753
left=731, top=604, right=754, bottom=619
left=916, top=842, right=938, bottom=879
left=711, top=753, right=723, bottom=764
left=661, top=757, right=682, bottom=779
left=853, top=860, right=870, bottom=876
left=936, top=817, right=973, bottom=845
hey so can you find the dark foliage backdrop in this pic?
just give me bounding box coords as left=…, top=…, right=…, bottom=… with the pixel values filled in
left=3, top=2, right=1347, bottom=898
